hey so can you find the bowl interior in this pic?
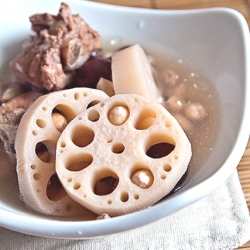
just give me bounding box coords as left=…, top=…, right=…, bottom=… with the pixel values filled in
left=0, top=0, right=249, bottom=238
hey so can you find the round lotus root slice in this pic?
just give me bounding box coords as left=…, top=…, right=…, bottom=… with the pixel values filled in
left=15, top=88, right=109, bottom=216
left=56, top=94, right=192, bottom=216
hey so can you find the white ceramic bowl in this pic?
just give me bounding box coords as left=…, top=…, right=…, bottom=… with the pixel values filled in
left=0, top=0, right=250, bottom=238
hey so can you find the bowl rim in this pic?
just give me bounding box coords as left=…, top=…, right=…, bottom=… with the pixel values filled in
left=0, top=0, right=250, bottom=238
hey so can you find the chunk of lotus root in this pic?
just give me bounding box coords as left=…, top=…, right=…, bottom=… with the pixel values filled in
left=56, top=94, right=192, bottom=216
left=15, top=88, right=108, bottom=216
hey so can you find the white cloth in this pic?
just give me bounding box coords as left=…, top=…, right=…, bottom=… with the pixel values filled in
left=0, top=171, right=249, bottom=250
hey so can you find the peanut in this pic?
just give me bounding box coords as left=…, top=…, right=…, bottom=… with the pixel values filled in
left=131, top=169, right=154, bottom=189
left=52, top=112, right=68, bottom=132
left=108, top=105, right=129, bottom=125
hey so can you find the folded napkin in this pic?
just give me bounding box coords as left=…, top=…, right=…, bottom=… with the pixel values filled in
left=0, top=171, right=249, bottom=250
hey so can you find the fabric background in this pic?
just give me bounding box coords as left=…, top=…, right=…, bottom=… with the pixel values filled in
left=0, top=171, right=249, bottom=250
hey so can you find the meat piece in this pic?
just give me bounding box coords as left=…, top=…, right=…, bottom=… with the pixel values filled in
left=41, top=47, right=67, bottom=91
left=0, top=108, right=25, bottom=154
left=0, top=91, right=44, bottom=154
left=0, top=85, right=28, bottom=103
left=0, top=91, right=43, bottom=116
left=75, top=50, right=112, bottom=89
left=29, top=13, right=54, bottom=33
left=9, top=3, right=101, bottom=91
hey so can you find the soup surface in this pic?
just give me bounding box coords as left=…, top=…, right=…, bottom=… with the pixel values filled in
left=0, top=41, right=220, bottom=219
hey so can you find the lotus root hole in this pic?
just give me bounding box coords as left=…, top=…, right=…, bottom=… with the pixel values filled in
left=87, top=100, right=101, bottom=109
left=112, top=142, right=125, bottom=154
left=71, top=125, right=95, bottom=147
left=134, top=108, right=156, bottom=130
left=175, top=155, right=179, bottom=160
left=134, top=194, right=140, bottom=200
left=36, top=119, right=46, bottom=128
left=66, top=153, right=93, bottom=171
left=53, top=105, right=77, bottom=123
left=67, top=177, right=72, bottom=182
left=46, top=174, right=67, bottom=201
left=161, top=174, right=167, bottom=180
left=164, top=164, right=172, bottom=172
left=35, top=142, right=52, bottom=163
left=60, top=141, right=66, bottom=148
left=33, top=173, right=41, bottom=181
left=134, top=97, right=139, bottom=102
left=87, top=109, right=100, bottom=122
left=107, top=200, right=112, bottom=204
left=71, top=125, right=95, bottom=148
left=165, top=120, right=173, bottom=127
left=108, top=103, right=130, bottom=126
left=74, top=92, right=80, bottom=100
left=42, top=106, right=47, bottom=111
left=120, top=192, right=129, bottom=202
left=145, top=134, right=175, bottom=159
left=30, top=164, right=36, bottom=170
left=32, top=130, right=37, bottom=135
left=74, top=183, right=81, bottom=190
left=83, top=92, right=88, bottom=97
left=94, top=172, right=119, bottom=196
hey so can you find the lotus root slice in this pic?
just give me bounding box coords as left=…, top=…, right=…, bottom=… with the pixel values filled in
left=56, top=94, right=192, bottom=216
left=15, top=88, right=108, bottom=216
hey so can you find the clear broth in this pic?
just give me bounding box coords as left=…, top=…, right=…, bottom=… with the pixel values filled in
left=150, top=50, right=220, bottom=190
left=0, top=44, right=221, bottom=219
